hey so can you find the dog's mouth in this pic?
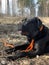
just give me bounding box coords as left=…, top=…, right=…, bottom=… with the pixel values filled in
left=21, top=32, right=28, bottom=35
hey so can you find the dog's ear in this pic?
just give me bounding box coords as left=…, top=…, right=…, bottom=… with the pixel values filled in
left=37, top=18, right=42, bottom=29
left=38, top=19, right=42, bottom=28
left=34, top=17, right=42, bottom=30
left=22, top=18, right=27, bottom=22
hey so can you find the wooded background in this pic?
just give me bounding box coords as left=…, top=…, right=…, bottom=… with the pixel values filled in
left=0, top=0, right=49, bottom=17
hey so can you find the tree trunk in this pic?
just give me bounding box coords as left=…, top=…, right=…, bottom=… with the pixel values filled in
left=7, top=0, right=10, bottom=15
left=0, top=0, right=1, bottom=13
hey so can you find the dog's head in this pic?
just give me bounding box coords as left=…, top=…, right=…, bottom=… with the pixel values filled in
left=21, top=17, right=43, bottom=38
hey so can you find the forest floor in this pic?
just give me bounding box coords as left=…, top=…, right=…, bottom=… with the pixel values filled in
left=0, top=17, right=49, bottom=65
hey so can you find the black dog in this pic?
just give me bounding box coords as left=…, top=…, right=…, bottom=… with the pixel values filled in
left=5, top=17, right=49, bottom=61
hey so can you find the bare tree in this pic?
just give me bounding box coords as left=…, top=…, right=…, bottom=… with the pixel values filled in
left=7, top=0, right=10, bottom=15
left=12, top=0, right=17, bottom=16
left=38, top=0, right=49, bottom=17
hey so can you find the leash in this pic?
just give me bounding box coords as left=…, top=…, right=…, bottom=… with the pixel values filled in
left=23, top=25, right=44, bottom=52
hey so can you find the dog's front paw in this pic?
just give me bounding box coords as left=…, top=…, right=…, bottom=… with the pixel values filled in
left=7, top=56, right=17, bottom=61
left=5, top=49, right=13, bottom=54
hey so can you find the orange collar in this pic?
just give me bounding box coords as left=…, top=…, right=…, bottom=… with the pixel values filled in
left=40, top=25, right=43, bottom=31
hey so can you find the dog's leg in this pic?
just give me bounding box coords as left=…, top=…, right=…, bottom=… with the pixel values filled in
left=6, top=42, right=40, bottom=61
left=7, top=51, right=27, bottom=61
left=5, top=43, right=29, bottom=54
left=6, top=40, right=44, bottom=61
left=6, top=37, right=47, bottom=61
